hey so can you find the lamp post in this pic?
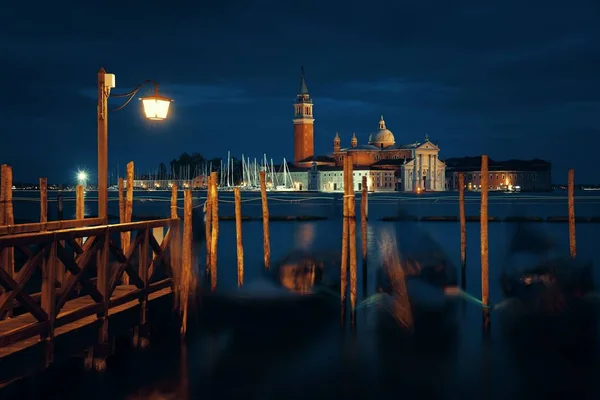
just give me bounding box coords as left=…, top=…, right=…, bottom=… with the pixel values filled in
left=97, top=67, right=172, bottom=222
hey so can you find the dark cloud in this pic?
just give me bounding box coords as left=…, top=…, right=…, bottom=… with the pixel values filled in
left=0, top=0, right=598, bottom=182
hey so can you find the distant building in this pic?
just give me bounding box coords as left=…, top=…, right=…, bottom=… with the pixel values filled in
left=291, top=69, right=446, bottom=192
left=278, top=163, right=396, bottom=192
left=293, top=68, right=315, bottom=165
left=445, top=157, right=552, bottom=191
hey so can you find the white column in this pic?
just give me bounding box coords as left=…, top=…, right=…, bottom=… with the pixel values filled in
left=418, top=154, right=422, bottom=190
left=433, top=154, right=437, bottom=190
left=412, top=156, right=417, bottom=191
left=427, top=154, right=432, bottom=190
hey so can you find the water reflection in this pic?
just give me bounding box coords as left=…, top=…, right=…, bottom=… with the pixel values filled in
left=294, top=222, right=316, bottom=250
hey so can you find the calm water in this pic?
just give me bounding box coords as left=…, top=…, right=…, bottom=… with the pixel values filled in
left=6, top=190, right=600, bottom=399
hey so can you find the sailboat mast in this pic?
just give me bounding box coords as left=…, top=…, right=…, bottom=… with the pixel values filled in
left=283, top=158, right=287, bottom=187
left=226, top=151, right=231, bottom=187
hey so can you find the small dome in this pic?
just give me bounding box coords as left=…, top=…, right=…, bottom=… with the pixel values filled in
left=368, top=115, right=395, bottom=147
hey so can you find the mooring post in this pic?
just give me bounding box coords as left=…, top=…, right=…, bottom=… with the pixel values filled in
left=234, top=187, right=244, bottom=287
left=170, top=183, right=181, bottom=311
left=360, top=175, right=368, bottom=263
left=124, top=162, right=135, bottom=285
left=205, top=175, right=213, bottom=277
left=259, top=171, right=270, bottom=270
left=568, top=169, right=576, bottom=259
left=480, top=155, right=490, bottom=333
left=340, top=158, right=349, bottom=324
left=348, top=160, right=357, bottom=328
left=118, top=177, right=130, bottom=285
left=458, top=173, right=467, bottom=275
left=40, top=178, right=48, bottom=225
left=180, top=190, right=193, bottom=335
left=209, top=172, right=219, bottom=290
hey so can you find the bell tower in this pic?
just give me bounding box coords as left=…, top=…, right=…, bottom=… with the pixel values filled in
left=293, top=67, right=315, bottom=164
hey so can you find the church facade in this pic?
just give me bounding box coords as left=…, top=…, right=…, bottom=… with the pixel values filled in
left=331, top=116, right=446, bottom=191
left=289, top=69, right=446, bottom=192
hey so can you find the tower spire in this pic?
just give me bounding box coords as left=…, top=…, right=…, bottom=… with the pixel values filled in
left=299, top=66, right=309, bottom=94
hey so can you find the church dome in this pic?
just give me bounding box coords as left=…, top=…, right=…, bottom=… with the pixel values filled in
left=368, top=115, right=395, bottom=147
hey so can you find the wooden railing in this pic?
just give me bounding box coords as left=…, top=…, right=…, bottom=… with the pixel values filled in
left=0, top=218, right=180, bottom=348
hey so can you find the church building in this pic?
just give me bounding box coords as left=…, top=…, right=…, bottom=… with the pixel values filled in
left=289, top=69, right=446, bottom=192
left=332, top=116, right=446, bottom=191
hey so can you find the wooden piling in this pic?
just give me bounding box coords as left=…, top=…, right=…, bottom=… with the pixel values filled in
left=75, top=185, right=84, bottom=246
left=0, top=166, right=4, bottom=228
left=1, top=165, right=15, bottom=313
left=209, top=172, right=219, bottom=291
left=117, top=178, right=129, bottom=284
left=170, top=183, right=180, bottom=310
left=41, top=242, right=57, bottom=366
left=360, top=176, right=368, bottom=263
left=230, top=187, right=244, bottom=287
left=259, top=171, right=271, bottom=270
left=205, top=175, right=212, bottom=274
left=480, top=155, right=490, bottom=331
left=458, top=173, right=466, bottom=271
left=340, top=158, right=349, bottom=309
left=181, top=190, right=193, bottom=335
left=348, top=160, right=357, bottom=325
left=40, top=178, right=48, bottom=225
left=57, top=186, right=63, bottom=220
left=568, top=169, right=576, bottom=259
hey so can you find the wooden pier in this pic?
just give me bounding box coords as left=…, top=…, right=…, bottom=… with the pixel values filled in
left=0, top=163, right=191, bottom=389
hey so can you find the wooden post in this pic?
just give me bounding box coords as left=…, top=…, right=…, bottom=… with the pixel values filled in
left=234, top=187, right=244, bottom=287
left=181, top=190, right=193, bottom=335
left=57, top=186, right=64, bottom=220
left=360, top=176, right=368, bottom=262
left=205, top=175, right=212, bottom=275
left=1, top=165, right=14, bottom=280
left=125, top=163, right=134, bottom=228
left=480, top=155, right=490, bottom=331
left=340, top=158, right=349, bottom=310
left=75, top=185, right=85, bottom=246
left=133, top=223, right=150, bottom=349
left=0, top=165, right=14, bottom=314
left=118, top=177, right=129, bottom=284
left=209, top=172, right=219, bottom=291
left=568, top=169, right=576, bottom=259
left=92, top=226, right=110, bottom=371
left=259, top=171, right=270, bottom=270
left=458, top=173, right=466, bottom=271
left=170, top=184, right=180, bottom=310
left=0, top=166, right=4, bottom=227
left=41, top=241, right=57, bottom=366
left=348, top=160, right=357, bottom=326
left=40, top=178, right=48, bottom=225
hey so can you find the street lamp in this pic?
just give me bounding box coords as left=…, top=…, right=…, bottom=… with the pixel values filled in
left=97, top=68, right=172, bottom=222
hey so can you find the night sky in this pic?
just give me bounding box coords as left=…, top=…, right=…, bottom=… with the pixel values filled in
left=1, top=0, right=599, bottom=183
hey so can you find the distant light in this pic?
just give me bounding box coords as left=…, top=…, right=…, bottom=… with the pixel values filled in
left=140, top=95, right=172, bottom=121
left=77, top=170, right=88, bottom=182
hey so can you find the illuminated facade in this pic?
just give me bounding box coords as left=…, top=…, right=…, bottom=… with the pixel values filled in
left=445, top=157, right=552, bottom=191
left=275, top=163, right=396, bottom=192
left=331, top=116, right=446, bottom=191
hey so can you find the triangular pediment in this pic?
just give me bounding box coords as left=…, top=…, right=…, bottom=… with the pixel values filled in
left=417, top=141, right=439, bottom=150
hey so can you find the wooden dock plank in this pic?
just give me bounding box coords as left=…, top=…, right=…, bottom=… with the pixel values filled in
left=0, top=284, right=172, bottom=359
